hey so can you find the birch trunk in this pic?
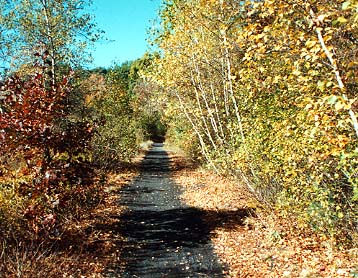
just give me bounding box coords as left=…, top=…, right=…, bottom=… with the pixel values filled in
left=310, top=8, right=358, bottom=139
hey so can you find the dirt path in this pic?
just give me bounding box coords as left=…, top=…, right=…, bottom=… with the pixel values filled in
left=104, top=143, right=225, bottom=277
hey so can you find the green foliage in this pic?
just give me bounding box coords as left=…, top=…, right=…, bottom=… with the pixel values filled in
left=139, top=112, right=167, bottom=142
left=88, top=61, right=142, bottom=169
left=0, top=0, right=102, bottom=77
left=131, top=53, right=168, bottom=142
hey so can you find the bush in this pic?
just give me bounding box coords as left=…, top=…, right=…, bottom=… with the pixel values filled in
left=0, top=62, right=100, bottom=239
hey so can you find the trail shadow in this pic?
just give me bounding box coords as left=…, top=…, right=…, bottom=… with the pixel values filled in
left=19, top=143, right=254, bottom=277
left=87, top=143, right=252, bottom=277
left=88, top=207, right=252, bottom=278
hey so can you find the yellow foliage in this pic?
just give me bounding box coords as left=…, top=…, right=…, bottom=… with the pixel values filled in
left=148, top=0, right=358, bottom=246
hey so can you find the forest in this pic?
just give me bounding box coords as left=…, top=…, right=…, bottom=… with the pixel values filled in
left=1, top=0, right=358, bottom=276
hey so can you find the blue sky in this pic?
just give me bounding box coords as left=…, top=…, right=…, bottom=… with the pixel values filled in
left=90, top=0, right=161, bottom=68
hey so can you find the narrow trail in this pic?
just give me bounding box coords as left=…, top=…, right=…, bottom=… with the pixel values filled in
left=105, top=143, right=225, bottom=277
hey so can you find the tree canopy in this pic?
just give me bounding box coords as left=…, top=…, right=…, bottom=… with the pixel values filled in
left=0, top=0, right=101, bottom=80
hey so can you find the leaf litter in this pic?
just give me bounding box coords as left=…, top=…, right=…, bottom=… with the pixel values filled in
left=171, top=162, right=358, bottom=277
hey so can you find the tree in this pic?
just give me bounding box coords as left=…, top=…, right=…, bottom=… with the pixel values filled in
left=0, top=0, right=102, bottom=235
left=88, top=61, right=141, bottom=169
left=149, top=0, right=358, bottom=246
left=0, top=0, right=101, bottom=86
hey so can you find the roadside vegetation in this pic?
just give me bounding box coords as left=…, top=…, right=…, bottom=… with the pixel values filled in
left=1, top=0, right=358, bottom=277
left=143, top=0, right=358, bottom=275
left=0, top=0, right=162, bottom=276
left=147, top=0, right=358, bottom=248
